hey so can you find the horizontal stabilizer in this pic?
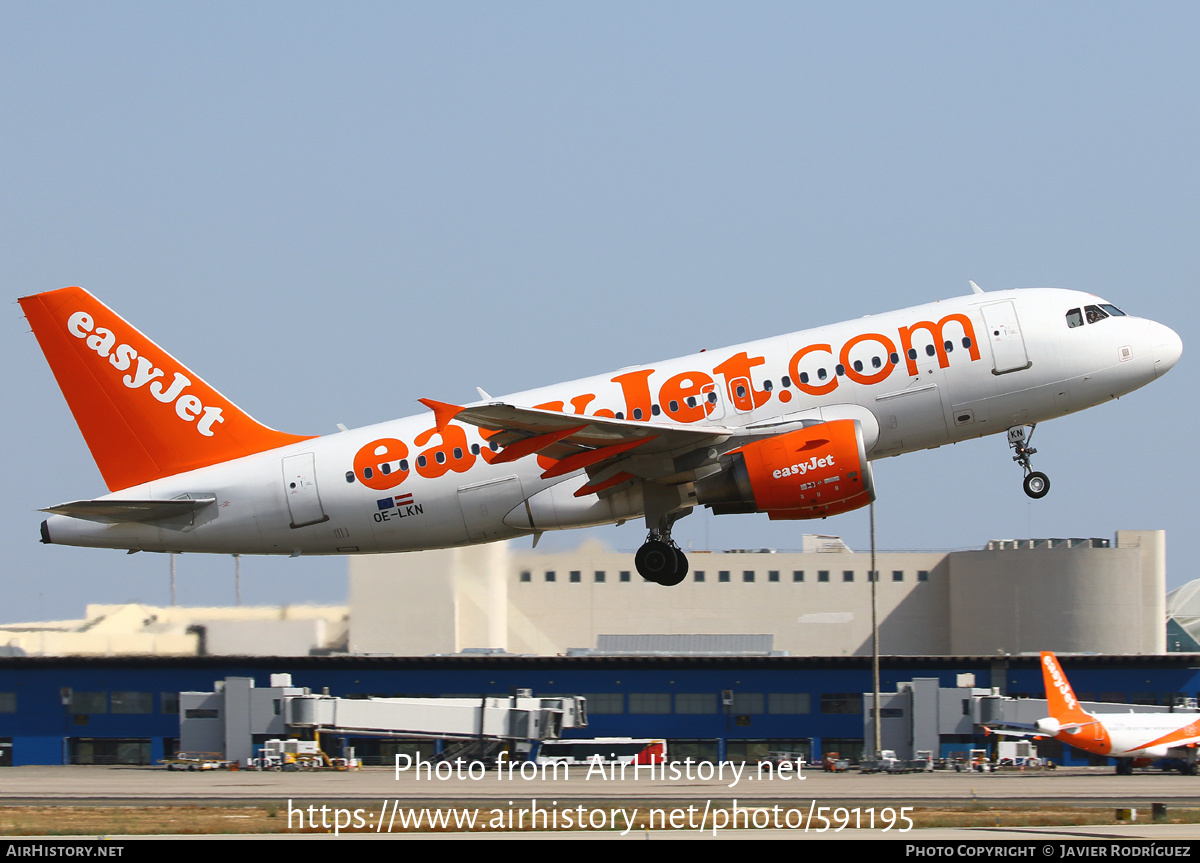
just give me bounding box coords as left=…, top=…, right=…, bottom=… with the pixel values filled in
left=41, top=496, right=217, bottom=525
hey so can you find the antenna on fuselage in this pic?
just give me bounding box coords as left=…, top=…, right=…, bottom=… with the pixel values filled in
left=969, top=280, right=985, bottom=295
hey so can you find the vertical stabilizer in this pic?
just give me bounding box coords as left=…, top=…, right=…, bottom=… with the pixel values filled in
left=20, top=287, right=314, bottom=491
left=1041, top=651, right=1093, bottom=725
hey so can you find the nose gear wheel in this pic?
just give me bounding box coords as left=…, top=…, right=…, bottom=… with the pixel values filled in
left=1008, top=424, right=1050, bottom=499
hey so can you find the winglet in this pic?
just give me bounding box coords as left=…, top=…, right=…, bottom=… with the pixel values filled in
left=419, top=398, right=465, bottom=432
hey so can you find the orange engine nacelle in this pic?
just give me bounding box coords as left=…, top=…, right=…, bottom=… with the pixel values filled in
left=695, top=419, right=875, bottom=519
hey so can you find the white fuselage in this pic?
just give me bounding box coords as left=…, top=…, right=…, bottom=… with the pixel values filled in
left=43, top=288, right=1182, bottom=555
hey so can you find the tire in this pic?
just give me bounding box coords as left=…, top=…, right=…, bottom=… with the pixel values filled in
left=656, top=550, right=689, bottom=587
left=1023, top=471, right=1050, bottom=499
left=635, top=540, right=678, bottom=584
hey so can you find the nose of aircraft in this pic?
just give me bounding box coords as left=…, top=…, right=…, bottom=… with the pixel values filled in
left=1148, top=320, right=1183, bottom=378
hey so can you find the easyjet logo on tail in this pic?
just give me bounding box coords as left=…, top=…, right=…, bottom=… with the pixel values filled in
left=1043, top=653, right=1078, bottom=712
left=66, top=311, right=225, bottom=437
left=21, top=286, right=313, bottom=491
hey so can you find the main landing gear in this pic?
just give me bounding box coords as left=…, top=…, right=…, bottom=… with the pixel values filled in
left=635, top=514, right=690, bottom=587
left=1008, top=424, right=1050, bottom=500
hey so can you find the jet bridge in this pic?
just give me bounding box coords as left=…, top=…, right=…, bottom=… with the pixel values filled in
left=179, top=674, right=587, bottom=766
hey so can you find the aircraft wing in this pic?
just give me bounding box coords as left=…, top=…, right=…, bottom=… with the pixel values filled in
left=981, top=723, right=1046, bottom=739
left=1133, top=720, right=1200, bottom=753
left=420, top=399, right=734, bottom=495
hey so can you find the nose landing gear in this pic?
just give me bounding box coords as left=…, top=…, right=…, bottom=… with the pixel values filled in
left=1008, top=425, right=1050, bottom=499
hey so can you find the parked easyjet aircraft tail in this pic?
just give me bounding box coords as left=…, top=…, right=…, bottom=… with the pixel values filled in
left=19, top=283, right=1181, bottom=585
left=987, top=652, right=1200, bottom=775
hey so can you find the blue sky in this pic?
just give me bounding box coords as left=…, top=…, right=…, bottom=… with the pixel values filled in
left=2, top=3, right=1196, bottom=621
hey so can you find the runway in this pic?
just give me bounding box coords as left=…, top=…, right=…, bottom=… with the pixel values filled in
left=2, top=764, right=1199, bottom=806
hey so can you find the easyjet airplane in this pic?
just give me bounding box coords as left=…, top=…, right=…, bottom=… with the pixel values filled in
left=18, top=283, right=1181, bottom=586
left=987, top=652, right=1200, bottom=775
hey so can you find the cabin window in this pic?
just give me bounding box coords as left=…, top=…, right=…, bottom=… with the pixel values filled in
left=399, top=459, right=409, bottom=471
left=962, top=337, right=972, bottom=349
left=907, top=348, right=918, bottom=360
left=925, top=344, right=936, bottom=357
left=685, top=396, right=696, bottom=408
left=452, top=447, right=463, bottom=459
left=735, top=384, right=747, bottom=398
left=1066, top=308, right=1084, bottom=328
left=944, top=340, right=953, bottom=353
left=435, top=451, right=446, bottom=464
left=817, top=368, right=827, bottom=380
left=781, top=375, right=792, bottom=387
left=799, top=372, right=810, bottom=384
left=381, top=463, right=391, bottom=475
left=632, top=408, right=643, bottom=420
left=890, top=352, right=900, bottom=364
left=668, top=400, right=679, bottom=412
left=416, top=456, right=427, bottom=468
left=345, top=471, right=354, bottom=483
left=871, top=356, right=881, bottom=369
left=470, top=444, right=480, bottom=455
left=651, top=404, right=661, bottom=416
left=708, top=392, right=718, bottom=404
left=853, top=360, right=863, bottom=372
left=835, top=365, right=845, bottom=376
left=763, top=379, right=773, bottom=391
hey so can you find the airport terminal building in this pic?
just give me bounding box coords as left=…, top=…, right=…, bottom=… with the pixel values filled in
left=0, top=529, right=1189, bottom=768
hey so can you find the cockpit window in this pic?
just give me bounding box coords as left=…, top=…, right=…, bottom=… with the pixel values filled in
left=1066, top=308, right=1084, bottom=328
left=1100, top=303, right=1126, bottom=317
left=1085, top=304, right=1109, bottom=324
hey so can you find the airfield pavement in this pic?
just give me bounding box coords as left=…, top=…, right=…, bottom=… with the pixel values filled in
left=3, top=765, right=1200, bottom=840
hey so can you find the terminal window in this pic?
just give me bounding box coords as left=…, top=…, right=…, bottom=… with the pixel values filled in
left=820, top=693, right=863, bottom=714
left=843, top=570, right=854, bottom=582
left=793, top=570, right=804, bottom=582
left=718, top=571, right=730, bottom=583
left=519, top=570, right=531, bottom=582
left=569, top=570, right=581, bottom=583
left=768, top=693, right=811, bottom=714
left=545, top=571, right=556, bottom=582
left=111, top=692, right=152, bottom=714
left=72, top=692, right=107, bottom=714
left=768, top=570, right=780, bottom=582
left=818, top=570, right=830, bottom=582
left=694, top=570, right=705, bottom=582
left=917, top=570, right=929, bottom=582
left=732, top=693, right=765, bottom=714
left=629, top=694, right=671, bottom=714
left=594, top=571, right=605, bottom=583
left=675, top=693, right=718, bottom=714
left=619, top=570, right=631, bottom=582
left=893, top=570, right=903, bottom=581
left=743, top=570, right=755, bottom=582
left=581, top=693, right=623, bottom=714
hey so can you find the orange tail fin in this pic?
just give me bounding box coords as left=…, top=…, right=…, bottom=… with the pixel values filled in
left=1040, top=651, right=1092, bottom=725
left=20, top=287, right=313, bottom=491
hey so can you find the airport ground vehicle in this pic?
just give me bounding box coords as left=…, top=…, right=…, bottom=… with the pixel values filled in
left=536, top=737, right=666, bottom=766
